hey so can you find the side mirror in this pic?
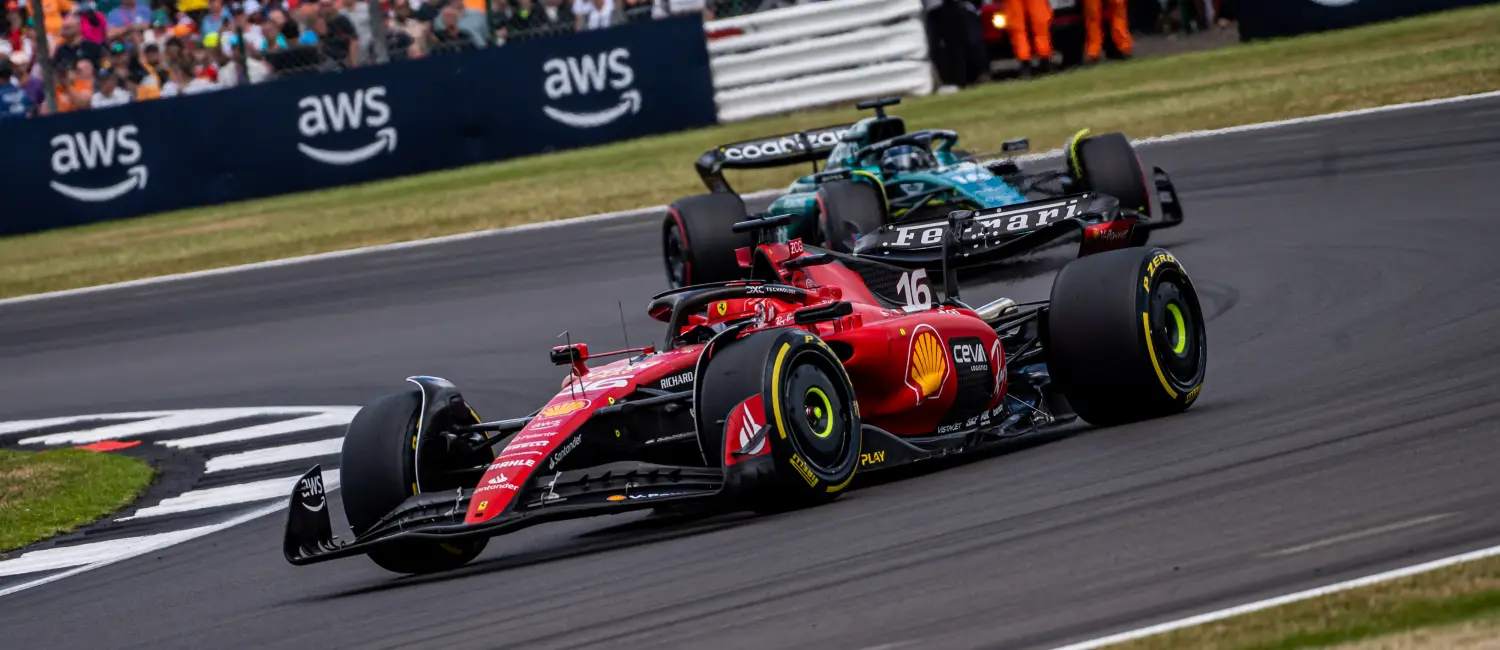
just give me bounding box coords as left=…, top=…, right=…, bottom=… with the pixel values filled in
left=1001, top=138, right=1029, bottom=153
left=550, top=343, right=589, bottom=366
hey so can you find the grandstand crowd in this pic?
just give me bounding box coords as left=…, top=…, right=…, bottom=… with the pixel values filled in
left=0, top=0, right=728, bottom=118
left=1, top=0, right=1227, bottom=120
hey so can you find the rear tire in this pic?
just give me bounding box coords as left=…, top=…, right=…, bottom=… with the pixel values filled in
left=696, top=329, right=861, bottom=512
left=1045, top=247, right=1206, bottom=426
left=341, top=389, right=487, bottom=574
left=816, top=179, right=887, bottom=253
left=1069, top=132, right=1152, bottom=217
left=663, top=193, right=753, bottom=289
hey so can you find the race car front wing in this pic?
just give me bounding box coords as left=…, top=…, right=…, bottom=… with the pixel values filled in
left=282, top=461, right=726, bottom=566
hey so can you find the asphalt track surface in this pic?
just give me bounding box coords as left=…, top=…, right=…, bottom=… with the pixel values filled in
left=4, top=96, right=1500, bottom=650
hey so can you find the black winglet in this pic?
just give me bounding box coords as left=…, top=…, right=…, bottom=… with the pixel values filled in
left=283, top=465, right=336, bottom=564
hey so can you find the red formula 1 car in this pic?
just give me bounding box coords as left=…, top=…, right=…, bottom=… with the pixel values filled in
left=282, top=201, right=1207, bottom=575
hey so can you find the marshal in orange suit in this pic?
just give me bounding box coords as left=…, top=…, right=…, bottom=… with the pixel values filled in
left=1082, top=0, right=1133, bottom=62
left=1001, top=0, right=1052, bottom=70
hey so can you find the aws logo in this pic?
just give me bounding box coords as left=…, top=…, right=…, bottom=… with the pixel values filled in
left=297, top=86, right=396, bottom=166
left=49, top=125, right=147, bottom=203
left=542, top=48, right=640, bottom=129
left=905, top=324, right=949, bottom=403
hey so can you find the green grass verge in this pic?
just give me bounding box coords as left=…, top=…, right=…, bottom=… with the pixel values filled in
left=1104, top=554, right=1500, bottom=650
left=0, top=449, right=156, bottom=554
left=4, top=5, right=1500, bottom=299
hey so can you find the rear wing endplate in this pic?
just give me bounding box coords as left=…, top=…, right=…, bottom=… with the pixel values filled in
left=695, top=124, right=855, bottom=193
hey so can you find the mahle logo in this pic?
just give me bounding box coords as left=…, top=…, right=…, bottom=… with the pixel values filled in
left=296, top=86, right=396, bottom=165
left=542, top=48, right=639, bottom=129
left=49, top=125, right=147, bottom=202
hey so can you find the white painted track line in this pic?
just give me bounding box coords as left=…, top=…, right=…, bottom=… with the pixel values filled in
left=0, top=525, right=223, bottom=577
left=12, top=407, right=354, bottom=446
left=203, top=438, right=344, bottom=473
left=158, top=409, right=357, bottom=449
left=1046, top=543, right=1500, bottom=650
left=115, top=469, right=341, bottom=521
left=1, top=91, right=1497, bottom=311
left=0, top=501, right=289, bottom=597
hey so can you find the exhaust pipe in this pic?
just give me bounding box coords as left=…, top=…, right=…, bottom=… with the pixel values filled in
left=975, top=297, right=1018, bottom=325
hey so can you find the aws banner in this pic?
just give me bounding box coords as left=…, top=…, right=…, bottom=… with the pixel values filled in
left=1236, top=0, right=1497, bottom=40
left=0, top=14, right=717, bottom=236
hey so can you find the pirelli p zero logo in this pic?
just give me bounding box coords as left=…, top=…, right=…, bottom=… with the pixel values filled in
left=789, top=453, right=819, bottom=487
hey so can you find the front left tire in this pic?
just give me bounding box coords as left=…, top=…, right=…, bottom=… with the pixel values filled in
left=341, top=389, right=488, bottom=574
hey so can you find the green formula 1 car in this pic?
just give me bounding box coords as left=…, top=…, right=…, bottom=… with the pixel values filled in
left=661, top=97, right=1184, bottom=289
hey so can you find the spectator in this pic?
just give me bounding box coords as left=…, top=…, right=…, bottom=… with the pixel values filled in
left=520, top=0, right=572, bottom=36
left=219, top=34, right=271, bottom=84
left=199, top=0, right=232, bottom=34
left=619, top=0, right=650, bottom=22
left=134, top=42, right=164, bottom=98
left=77, top=1, right=108, bottom=44
left=431, top=4, right=476, bottom=51
left=487, top=0, right=510, bottom=42
left=179, top=0, right=211, bottom=25
left=389, top=0, right=430, bottom=57
left=90, top=65, right=130, bottom=106
left=0, top=56, right=30, bottom=119
left=573, top=0, right=613, bottom=30
left=106, top=0, right=151, bottom=40
left=267, top=7, right=298, bottom=46
left=39, top=0, right=75, bottom=39
left=52, top=58, right=94, bottom=111
left=53, top=16, right=105, bottom=71
left=104, top=40, right=144, bottom=85
left=431, top=0, right=487, bottom=47
left=4, top=2, right=37, bottom=64
left=15, top=52, right=43, bottom=110
left=339, top=0, right=375, bottom=62
left=314, top=0, right=358, bottom=67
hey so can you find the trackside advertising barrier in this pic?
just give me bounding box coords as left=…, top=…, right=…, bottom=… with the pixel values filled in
left=1236, top=0, right=1498, bottom=40
left=0, top=15, right=717, bottom=236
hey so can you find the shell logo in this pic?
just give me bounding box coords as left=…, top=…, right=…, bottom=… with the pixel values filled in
left=905, top=324, right=949, bottom=402
left=539, top=399, right=590, bottom=418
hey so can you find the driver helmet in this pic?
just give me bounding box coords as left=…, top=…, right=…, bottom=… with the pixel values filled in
left=881, top=144, right=937, bottom=175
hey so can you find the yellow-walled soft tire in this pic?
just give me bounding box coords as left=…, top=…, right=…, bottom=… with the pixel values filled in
left=697, top=329, right=861, bottom=512
left=1046, top=247, right=1207, bottom=426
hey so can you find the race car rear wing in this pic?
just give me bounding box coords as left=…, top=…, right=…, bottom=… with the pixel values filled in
left=695, top=124, right=854, bottom=193
left=852, top=193, right=1134, bottom=267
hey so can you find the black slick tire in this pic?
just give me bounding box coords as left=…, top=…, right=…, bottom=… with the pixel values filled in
left=340, top=389, right=487, bottom=574
left=663, top=192, right=753, bottom=289
left=1045, top=247, right=1206, bottom=426
left=696, top=329, right=861, bottom=512
left=816, top=179, right=887, bottom=253
left=1069, top=131, right=1153, bottom=217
